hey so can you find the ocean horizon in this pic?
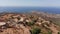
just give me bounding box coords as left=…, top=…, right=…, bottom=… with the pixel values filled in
left=0, top=7, right=60, bottom=14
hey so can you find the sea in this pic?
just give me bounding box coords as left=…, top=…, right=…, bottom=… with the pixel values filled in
left=0, top=7, right=60, bottom=14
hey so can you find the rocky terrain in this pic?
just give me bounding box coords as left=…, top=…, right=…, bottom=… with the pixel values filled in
left=0, top=12, right=60, bottom=34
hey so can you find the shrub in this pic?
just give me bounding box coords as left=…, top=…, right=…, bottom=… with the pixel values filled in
left=48, top=31, right=52, bottom=34
left=26, top=21, right=35, bottom=26
left=58, top=32, right=60, bottom=34
left=30, top=27, right=41, bottom=34
left=17, top=17, right=20, bottom=20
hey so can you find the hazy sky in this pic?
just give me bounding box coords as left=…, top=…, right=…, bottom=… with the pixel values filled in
left=0, top=0, right=60, bottom=7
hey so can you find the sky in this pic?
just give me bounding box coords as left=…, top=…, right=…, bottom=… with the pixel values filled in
left=0, top=0, right=60, bottom=7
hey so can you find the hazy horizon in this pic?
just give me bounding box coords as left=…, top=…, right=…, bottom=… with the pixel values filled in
left=0, top=0, right=60, bottom=7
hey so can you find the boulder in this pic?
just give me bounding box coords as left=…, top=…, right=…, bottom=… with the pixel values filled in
left=0, top=22, right=6, bottom=26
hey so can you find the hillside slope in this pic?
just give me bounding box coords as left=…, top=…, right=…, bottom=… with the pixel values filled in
left=0, top=12, right=60, bottom=34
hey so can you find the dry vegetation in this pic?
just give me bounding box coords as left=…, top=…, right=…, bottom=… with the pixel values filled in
left=0, top=12, right=60, bottom=34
